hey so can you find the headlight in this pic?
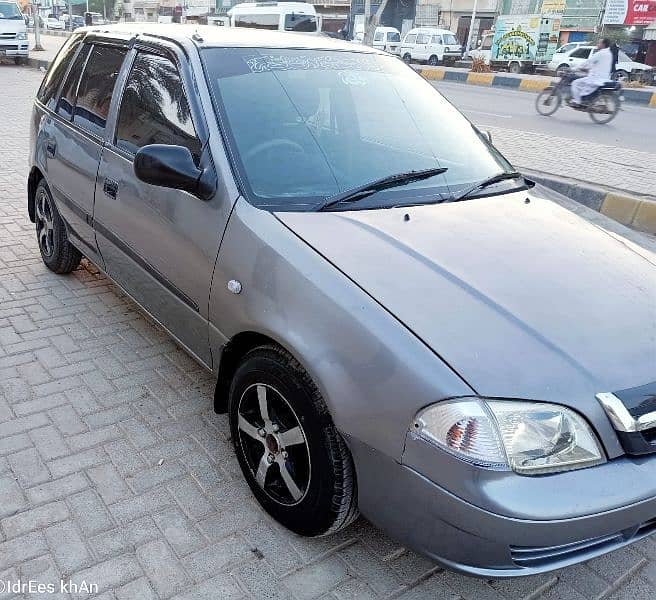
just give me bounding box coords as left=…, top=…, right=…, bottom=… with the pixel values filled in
left=413, top=398, right=605, bottom=475
left=18, top=32, right=27, bottom=40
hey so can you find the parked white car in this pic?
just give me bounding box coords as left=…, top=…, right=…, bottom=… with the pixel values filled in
left=44, top=16, right=64, bottom=29
left=548, top=45, right=653, bottom=81
left=372, top=26, right=401, bottom=55
left=400, top=27, right=462, bottom=65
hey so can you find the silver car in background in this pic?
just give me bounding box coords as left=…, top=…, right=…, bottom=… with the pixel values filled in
left=29, top=24, right=656, bottom=577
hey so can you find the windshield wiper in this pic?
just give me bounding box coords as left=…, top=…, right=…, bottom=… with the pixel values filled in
left=448, top=171, right=524, bottom=203
left=317, top=167, right=448, bottom=211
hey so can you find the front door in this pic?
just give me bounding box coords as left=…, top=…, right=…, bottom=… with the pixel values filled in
left=94, top=48, right=226, bottom=367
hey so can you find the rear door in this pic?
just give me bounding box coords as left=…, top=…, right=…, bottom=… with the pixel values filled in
left=44, top=41, right=128, bottom=263
left=93, top=45, right=226, bottom=366
left=414, top=33, right=430, bottom=61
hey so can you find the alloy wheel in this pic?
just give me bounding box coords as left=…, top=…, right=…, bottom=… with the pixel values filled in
left=35, top=187, right=55, bottom=257
left=237, top=383, right=310, bottom=506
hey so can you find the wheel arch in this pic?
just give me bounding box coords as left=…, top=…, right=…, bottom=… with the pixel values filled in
left=214, top=330, right=285, bottom=414
left=27, top=166, right=44, bottom=223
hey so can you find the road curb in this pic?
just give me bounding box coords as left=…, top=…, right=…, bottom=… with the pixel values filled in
left=524, top=169, right=656, bottom=234
left=418, top=66, right=656, bottom=108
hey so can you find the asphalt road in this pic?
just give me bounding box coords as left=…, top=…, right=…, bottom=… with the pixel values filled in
left=432, top=80, right=656, bottom=155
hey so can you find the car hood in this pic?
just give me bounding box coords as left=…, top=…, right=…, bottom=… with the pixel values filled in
left=276, top=190, right=656, bottom=403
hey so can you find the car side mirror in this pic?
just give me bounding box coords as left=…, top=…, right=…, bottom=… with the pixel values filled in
left=134, top=144, right=215, bottom=200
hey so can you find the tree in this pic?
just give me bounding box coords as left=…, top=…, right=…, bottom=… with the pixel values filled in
left=362, top=0, right=390, bottom=45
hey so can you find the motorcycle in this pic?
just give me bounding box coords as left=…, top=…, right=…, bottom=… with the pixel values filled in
left=535, top=71, right=622, bottom=124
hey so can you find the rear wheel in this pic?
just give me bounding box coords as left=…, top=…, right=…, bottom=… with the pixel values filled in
left=34, top=180, right=81, bottom=274
left=589, top=93, right=620, bottom=124
left=428, top=54, right=439, bottom=66
left=614, top=69, right=629, bottom=82
left=535, top=87, right=562, bottom=116
left=402, top=53, right=411, bottom=63
left=509, top=61, right=521, bottom=74
left=229, top=345, right=359, bottom=537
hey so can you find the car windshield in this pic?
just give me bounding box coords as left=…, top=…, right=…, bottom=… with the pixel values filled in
left=284, top=13, right=316, bottom=32
left=443, top=34, right=458, bottom=45
left=202, top=48, right=512, bottom=211
left=0, top=2, right=22, bottom=19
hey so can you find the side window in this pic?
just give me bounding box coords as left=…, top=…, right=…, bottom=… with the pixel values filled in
left=405, top=33, right=417, bottom=44
left=73, top=45, right=128, bottom=137
left=374, top=31, right=383, bottom=42
left=115, top=52, right=202, bottom=163
left=37, top=36, right=81, bottom=110
left=431, top=35, right=440, bottom=44
left=416, top=34, right=430, bottom=44
left=570, top=48, right=591, bottom=59
left=56, top=44, right=91, bottom=121
left=234, top=13, right=279, bottom=29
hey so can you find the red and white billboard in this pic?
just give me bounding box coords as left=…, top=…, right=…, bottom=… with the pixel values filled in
left=603, top=0, right=656, bottom=25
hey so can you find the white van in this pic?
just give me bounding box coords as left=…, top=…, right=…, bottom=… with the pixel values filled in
left=0, top=0, right=28, bottom=64
left=400, top=27, right=462, bottom=65
left=228, top=2, right=320, bottom=34
left=372, top=26, right=401, bottom=55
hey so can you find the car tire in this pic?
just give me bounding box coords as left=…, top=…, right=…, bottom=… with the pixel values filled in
left=229, top=345, right=359, bottom=537
left=556, top=64, right=570, bottom=76
left=428, top=54, right=439, bottom=66
left=34, top=180, right=81, bottom=274
left=614, top=69, right=629, bottom=82
left=402, top=53, right=411, bottom=63
left=509, top=61, right=521, bottom=74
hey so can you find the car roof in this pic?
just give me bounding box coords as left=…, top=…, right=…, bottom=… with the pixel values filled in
left=79, top=23, right=382, bottom=53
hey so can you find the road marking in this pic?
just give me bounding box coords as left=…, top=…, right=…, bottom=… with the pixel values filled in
left=464, top=109, right=513, bottom=119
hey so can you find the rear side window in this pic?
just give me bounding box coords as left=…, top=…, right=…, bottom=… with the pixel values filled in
left=73, top=45, right=128, bottom=137
left=416, top=34, right=430, bottom=44
left=405, top=33, right=417, bottom=44
left=37, top=36, right=81, bottom=110
left=114, top=52, right=202, bottom=162
left=56, top=44, right=91, bottom=120
left=374, top=31, right=383, bottom=42
left=284, top=13, right=316, bottom=32
left=234, top=13, right=279, bottom=29
left=570, top=48, right=591, bottom=59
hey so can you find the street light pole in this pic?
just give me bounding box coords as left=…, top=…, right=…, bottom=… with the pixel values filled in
left=465, top=0, right=478, bottom=52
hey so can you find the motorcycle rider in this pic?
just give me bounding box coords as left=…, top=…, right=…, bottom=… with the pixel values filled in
left=569, top=38, right=613, bottom=107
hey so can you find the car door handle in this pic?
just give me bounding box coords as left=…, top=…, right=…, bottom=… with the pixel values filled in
left=103, top=178, right=118, bottom=199
left=46, top=140, right=56, bottom=157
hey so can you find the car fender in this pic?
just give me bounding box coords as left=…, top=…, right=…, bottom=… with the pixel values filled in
left=208, top=198, right=473, bottom=461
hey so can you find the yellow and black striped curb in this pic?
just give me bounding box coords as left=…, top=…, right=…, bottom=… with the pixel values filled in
left=418, top=66, right=656, bottom=109
left=525, top=170, right=656, bottom=235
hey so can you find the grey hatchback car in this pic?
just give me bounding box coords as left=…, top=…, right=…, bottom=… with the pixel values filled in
left=29, top=24, right=656, bottom=577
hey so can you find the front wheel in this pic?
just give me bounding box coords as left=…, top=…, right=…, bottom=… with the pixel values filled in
left=589, top=93, right=620, bottom=124
left=508, top=61, right=521, bottom=74
left=428, top=55, right=439, bottom=66
left=535, top=87, right=562, bottom=116
left=229, top=345, right=359, bottom=537
left=402, top=53, right=411, bottom=64
left=613, top=69, right=629, bottom=82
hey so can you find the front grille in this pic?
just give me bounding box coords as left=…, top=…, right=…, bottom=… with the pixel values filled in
left=1, top=33, right=17, bottom=38
left=1, top=45, right=19, bottom=50
left=510, top=517, right=656, bottom=568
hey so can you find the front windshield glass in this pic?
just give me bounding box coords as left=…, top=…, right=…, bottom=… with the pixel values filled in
left=0, top=2, right=22, bottom=19
left=202, top=48, right=512, bottom=211
left=284, top=13, right=317, bottom=32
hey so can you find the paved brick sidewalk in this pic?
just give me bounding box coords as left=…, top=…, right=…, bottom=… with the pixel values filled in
left=2, top=65, right=656, bottom=600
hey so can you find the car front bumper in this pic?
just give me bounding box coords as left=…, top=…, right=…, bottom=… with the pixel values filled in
left=0, top=44, right=29, bottom=57
left=348, top=435, right=656, bottom=577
